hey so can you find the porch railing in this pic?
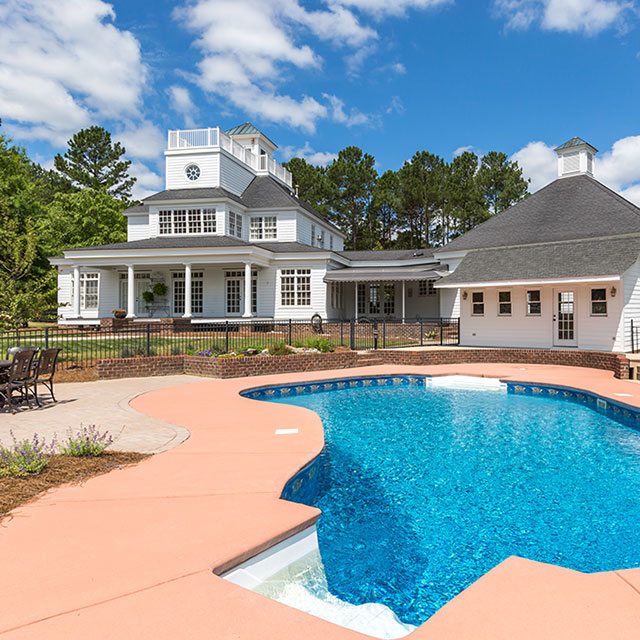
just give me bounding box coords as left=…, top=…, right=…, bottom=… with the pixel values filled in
left=0, top=318, right=459, bottom=371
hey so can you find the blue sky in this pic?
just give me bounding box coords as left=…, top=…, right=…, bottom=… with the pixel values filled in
left=1, top=0, right=639, bottom=201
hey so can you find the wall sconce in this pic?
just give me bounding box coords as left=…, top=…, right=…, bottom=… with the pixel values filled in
left=462, top=291, right=468, bottom=301
left=611, top=286, right=617, bottom=298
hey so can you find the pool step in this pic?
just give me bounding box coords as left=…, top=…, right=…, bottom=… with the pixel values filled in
left=357, top=353, right=385, bottom=366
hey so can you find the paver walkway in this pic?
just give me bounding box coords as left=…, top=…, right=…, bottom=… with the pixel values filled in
left=0, top=375, right=199, bottom=453
left=1, top=364, right=640, bottom=639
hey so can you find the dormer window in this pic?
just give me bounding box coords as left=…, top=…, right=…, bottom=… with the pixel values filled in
left=185, top=164, right=200, bottom=181
left=250, top=216, right=277, bottom=240
left=158, top=208, right=217, bottom=235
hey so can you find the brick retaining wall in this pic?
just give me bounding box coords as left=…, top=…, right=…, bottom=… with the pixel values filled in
left=96, top=348, right=630, bottom=381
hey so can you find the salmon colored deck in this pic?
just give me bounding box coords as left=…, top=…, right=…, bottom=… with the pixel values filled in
left=2, top=363, right=640, bottom=639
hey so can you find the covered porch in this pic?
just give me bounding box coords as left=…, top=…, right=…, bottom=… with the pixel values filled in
left=325, top=265, right=443, bottom=322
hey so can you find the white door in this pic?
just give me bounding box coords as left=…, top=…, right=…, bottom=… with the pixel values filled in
left=553, top=289, right=577, bottom=347
left=225, top=277, right=242, bottom=316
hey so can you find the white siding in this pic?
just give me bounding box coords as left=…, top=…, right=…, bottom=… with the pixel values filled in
left=458, top=283, right=622, bottom=351
left=98, top=269, right=119, bottom=318
left=165, top=152, right=220, bottom=190
left=57, top=269, right=73, bottom=320
left=219, top=154, right=255, bottom=195
left=127, top=215, right=150, bottom=241
left=295, top=211, right=339, bottom=248
left=621, top=258, right=640, bottom=351
left=273, top=261, right=328, bottom=319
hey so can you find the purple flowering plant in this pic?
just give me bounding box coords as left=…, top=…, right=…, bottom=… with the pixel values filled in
left=61, top=424, right=113, bottom=457
left=0, top=431, right=57, bottom=477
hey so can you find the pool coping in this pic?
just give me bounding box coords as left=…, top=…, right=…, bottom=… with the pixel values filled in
left=2, top=363, right=640, bottom=639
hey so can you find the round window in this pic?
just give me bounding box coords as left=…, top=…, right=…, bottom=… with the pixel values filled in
left=185, top=164, right=201, bottom=181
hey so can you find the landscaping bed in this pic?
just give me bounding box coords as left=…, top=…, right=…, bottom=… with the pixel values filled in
left=1, top=451, right=148, bottom=518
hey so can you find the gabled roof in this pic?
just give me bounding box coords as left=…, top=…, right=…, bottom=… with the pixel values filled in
left=339, top=248, right=435, bottom=261
left=139, top=176, right=343, bottom=235
left=555, top=137, right=598, bottom=153
left=437, top=236, right=640, bottom=286
left=225, top=122, right=277, bottom=148
left=437, top=175, right=640, bottom=254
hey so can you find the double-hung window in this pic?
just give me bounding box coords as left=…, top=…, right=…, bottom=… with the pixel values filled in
left=250, top=216, right=277, bottom=240
left=280, top=269, right=311, bottom=306
left=229, top=211, right=243, bottom=239
left=159, top=208, right=217, bottom=235
left=527, top=290, right=541, bottom=315
left=471, top=291, right=484, bottom=316
left=498, top=291, right=512, bottom=316
left=71, top=272, right=99, bottom=309
left=418, top=280, right=436, bottom=296
left=591, top=288, right=607, bottom=316
left=310, top=224, right=316, bottom=247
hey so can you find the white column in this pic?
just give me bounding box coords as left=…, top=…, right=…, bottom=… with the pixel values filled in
left=126, top=265, right=136, bottom=318
left=242, top=262, right=253, bottom=318
left=183, top=264, right=192, bottom=318
left=72, top=266, right=81, bottom=318
left=402, top=281, right=406, bottom=323
left=354, top=283, right=359, bottom=321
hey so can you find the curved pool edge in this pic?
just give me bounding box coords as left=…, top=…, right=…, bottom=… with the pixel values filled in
left=3, top=363, right=640, bottom=640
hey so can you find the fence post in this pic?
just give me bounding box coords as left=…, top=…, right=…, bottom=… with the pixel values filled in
left=439, top=318, right=444, bottom=345
left=633, top=319, right=636, bottom=353
left=146, top=323, right=151, bottom=356
left=15, top=329, right=20, bottom=347
left=225, top=321, right=230, bottom=353
left=382, top=320, right=387, bottom=349
left=288, top=319, right=292, bottom=346
left=373, top=322, right=379, bottom=350
left=340, top=321, right=344, bottom=347
left=44, top=327, right=50, bottom=349
left=457, top=317, right=460, bottom=345
left=420, top=320, right=424, bottom=346
left=350, top=320, right=355, bottom=350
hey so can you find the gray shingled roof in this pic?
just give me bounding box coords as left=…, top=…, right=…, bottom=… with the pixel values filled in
left=340, top=248, right=435, bottom=261
left=438, top=236, right=640, bottom=286
left=438, top=175, right=640, bottom=253
left=65, top=237, right=328, bottom=254
left=124, top=204, right=149, bottom=214
left=555, top=137, right=597, bottom=152
left=140, top=176, right=341, bottom=234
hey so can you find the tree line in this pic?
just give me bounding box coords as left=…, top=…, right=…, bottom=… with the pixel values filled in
left=0, top=125, right=529, bottom=326
left=284, top=147, right=529, bottom=250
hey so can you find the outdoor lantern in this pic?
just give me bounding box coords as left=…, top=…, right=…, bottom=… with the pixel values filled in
left=611, top=286, right=617, bottom=297
left=462, top=291, right=468, bottom=300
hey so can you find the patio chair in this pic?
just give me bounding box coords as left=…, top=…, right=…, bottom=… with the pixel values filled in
left=5, top=346, right=23, bottom=360
left=28, top=348, right=61, bottom=406
left=0, top=348, right=38, bottom=413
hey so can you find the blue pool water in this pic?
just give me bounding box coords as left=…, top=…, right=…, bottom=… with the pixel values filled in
left=264, top=379, right=640, bottom=626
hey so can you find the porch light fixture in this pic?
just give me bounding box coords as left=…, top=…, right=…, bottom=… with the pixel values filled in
left=462, top=291, right=468, bottom=300
left=611, top=286, right=617, bottom=297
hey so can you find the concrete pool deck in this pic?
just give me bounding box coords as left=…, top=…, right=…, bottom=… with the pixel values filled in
left=1, top=363, right=640, bottom=638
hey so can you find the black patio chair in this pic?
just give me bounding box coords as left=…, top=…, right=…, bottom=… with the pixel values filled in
left=0, top=348, right=38, bottom=413
left=28, top=348, right=61, bottom=406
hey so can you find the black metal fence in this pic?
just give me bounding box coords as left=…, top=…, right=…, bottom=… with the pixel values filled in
left=631, top=319, right=640, bottom=353
left=0, top=318, right=459, bottom=371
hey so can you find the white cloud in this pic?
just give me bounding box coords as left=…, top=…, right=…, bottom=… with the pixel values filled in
left=130, top=161, right=164, bottom=201
left=280, top=141, right=338, bottom=166
left=117, top=121, right=166, bottom=161
left=494, top=0, right=634, bottom=34
left=0, top=0, right=147, bottom=143
left=511, top=135, right=640, bottom=206
left=174, top=0, right=444, bottom=132
left=453, top=145, right=476, bottom=157
left=386, top=95, right=406, bottom=115
left=323, top=94, right=371, bottom=127
left=168, top=86, right=197, bottom=128
left=511, top=141, right=557, bottom=191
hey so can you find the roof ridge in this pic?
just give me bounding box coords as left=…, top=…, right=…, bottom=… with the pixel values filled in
left=581, top=174, right=640, bottom=217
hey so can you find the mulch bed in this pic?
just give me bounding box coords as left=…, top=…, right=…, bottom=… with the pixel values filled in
left=56, top=367, right=99, bottom=383
left=1, top=452, right=148, bottom=518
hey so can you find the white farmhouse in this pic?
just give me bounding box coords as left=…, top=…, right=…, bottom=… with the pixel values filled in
left=434, top=138, right=640, bottom=352
left=52, top=124, right=444, bottom=326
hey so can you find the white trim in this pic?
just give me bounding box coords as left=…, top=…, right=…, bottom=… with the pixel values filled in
left=437, top=275, right=621, bottom=289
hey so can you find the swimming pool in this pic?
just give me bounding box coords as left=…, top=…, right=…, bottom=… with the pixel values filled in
left=247, top=375, right=640, bottom=626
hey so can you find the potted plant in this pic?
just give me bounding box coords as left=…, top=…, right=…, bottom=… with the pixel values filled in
left=112, top=308, right=127, bottom=319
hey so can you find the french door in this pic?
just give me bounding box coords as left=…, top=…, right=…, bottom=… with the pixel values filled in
left=553, top=289, right=577, bottom=347
left=119, top=273, right=150, bottom=316
left=225, top=276, right=242, bottom=316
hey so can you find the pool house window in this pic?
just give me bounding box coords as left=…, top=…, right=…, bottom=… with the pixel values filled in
left=498, top=291, right=512, bottom=316
left=158, top=208, right=217, bottom=235
left=418, top=280, right=436, bottom=296
left=527, top=290, right=541, bottom=315
left=330, top=282, right=344, bottom=309
left=71, top=272, right=99, bottom=309
left=591, top=288, right=607, bottom=316
left=280, top=269, right=311, bottom=306
left=471, top=291, right=484, bottom=316
left=250, top=216, right=277, bottom=241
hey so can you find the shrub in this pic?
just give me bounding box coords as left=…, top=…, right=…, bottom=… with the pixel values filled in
left=152, top=282, right=167, bottom=297
left=61, top=425, right=113, bottom=457
left=293, top=337, right=335, bottom=352
left=119, top=345, right=151, bottom=358
left=0, top=432, right=56, bottom=477
left=268, top=343, right=294, bottom=356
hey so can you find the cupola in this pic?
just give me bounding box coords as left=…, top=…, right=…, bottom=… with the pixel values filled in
left=555, top=137, right=597, bottom=178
